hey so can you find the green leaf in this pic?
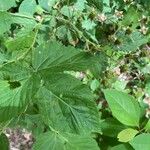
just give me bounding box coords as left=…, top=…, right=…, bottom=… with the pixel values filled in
left=90, top=79, right=100, bottom=91
left=129, top=133, right=150, bottom=150
left=117, top=32, right=149, bottom=52
left=142, top=64, right=150, bottom=74
left=0, top=11, right=36, bottom=35
left=0, top=62, right=31, bottom=81
left=0, top=77, right=38, bottom=122
left=144, top=120, right=150, bottom=132
left=111, top=144, right=134, bottom=150
left=0, top=12, right=13, bottom=35
left=19, top=0, right=37, bottom=16
left=0, top=53, right=8, bottom=65
left=5, top=30, right=36, bottom=52
left=103, top=89, right=141, bottom=127
left=33, top=131, right=99, bottom=150
left=60, top=6, right=73, bottom=18
left=36, top=73, right=101, bottom=134
left=38, top=0, right=58, bottom=11
left=0, top=133, right=9, bottom=150
left=121, top=7, right=140, bottom=28
left=117, top=128, right=138, bottom=143
left=101, top=118, right=126, bottom=137
left=82, top=18, right=96, bottom=31
left=103, top=0, right=111, bottom=13
left=32, top=41, right=105, bottom=78
left=112, top=80, right=127, bottom=91
left=31, top=41, right=104, bottom=135
left=12, top=13, right=36, bottom=29
left=74, top=0, right=87, bottom=12
left=0, top=0, right=16, bottom=11
left=56, top=25, right=68, bottom=40
left=86, top=0, right=103, bottom=11
left=0, top=62, right=40, bottom=122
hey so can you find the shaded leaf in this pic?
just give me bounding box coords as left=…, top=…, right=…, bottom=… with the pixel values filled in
left=86, top=0, right=103, bottom=11
left=111, top=144, right=134, bottom=150
left=101, top=118, right=126, bottom=137
left=0, top=11, right=36, bottom=35
left=0, top=133, right=9, bottom=150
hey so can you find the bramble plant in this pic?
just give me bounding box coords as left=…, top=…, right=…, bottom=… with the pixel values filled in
left=1, top=0, right=150, bottom=150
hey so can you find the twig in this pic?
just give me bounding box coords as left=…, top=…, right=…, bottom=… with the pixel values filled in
left=56, top=17, right=102, bottom=51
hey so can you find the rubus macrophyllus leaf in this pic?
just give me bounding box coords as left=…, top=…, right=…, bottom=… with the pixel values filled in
left=33, top=131, right=99, bottom=150
left=0, top=62, right=40, bottom=122
left=36, top=73, right=101, bottom=134
left=32, top=41, right=106, bottom=78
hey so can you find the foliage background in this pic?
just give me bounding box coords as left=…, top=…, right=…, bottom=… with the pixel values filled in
left=0, top=0, right=150, bottom=150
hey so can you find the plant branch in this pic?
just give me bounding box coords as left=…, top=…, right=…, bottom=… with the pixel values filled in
left=56, top=17, right=102, bottom=51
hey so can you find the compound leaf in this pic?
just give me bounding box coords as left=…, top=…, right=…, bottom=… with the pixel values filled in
left=32, top=41, right=105, bottom=78
left=36, top=73, right=101, bottom=134
left=33, top=131, right=99, bottom=150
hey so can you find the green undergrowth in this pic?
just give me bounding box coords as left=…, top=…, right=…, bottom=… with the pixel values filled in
left=0, top=0, right=150, bottom=150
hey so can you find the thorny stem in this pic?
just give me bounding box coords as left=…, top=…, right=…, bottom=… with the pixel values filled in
left=55, top=17, right=119, bottom=62
left=44, top=10, right=118, bottom=61
left=56, top=17, right=102, bottom=51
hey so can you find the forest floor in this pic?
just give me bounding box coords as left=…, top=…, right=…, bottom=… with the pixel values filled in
left=5, top=129, right=33, bottom=150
